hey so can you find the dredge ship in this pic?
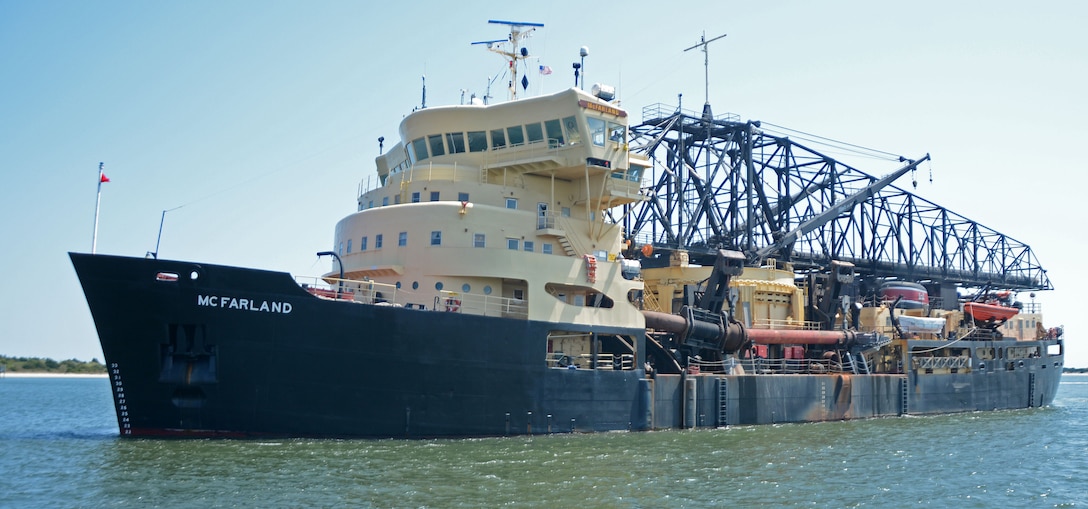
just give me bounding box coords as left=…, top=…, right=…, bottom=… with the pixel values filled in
left=72, top=22, right=1063, bottom=438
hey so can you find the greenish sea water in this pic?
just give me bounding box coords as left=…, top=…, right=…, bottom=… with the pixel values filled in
left=1, top=375, right=1085, bottom=508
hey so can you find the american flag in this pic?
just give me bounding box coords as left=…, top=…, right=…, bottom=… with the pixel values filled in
left=539, top=65, right=553, bottom=75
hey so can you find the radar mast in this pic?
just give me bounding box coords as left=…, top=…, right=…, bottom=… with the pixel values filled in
left=471, top=19, right=544, bottom=101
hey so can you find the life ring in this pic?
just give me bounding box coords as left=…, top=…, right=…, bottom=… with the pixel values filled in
left=445, top=298, right=461, bottom=312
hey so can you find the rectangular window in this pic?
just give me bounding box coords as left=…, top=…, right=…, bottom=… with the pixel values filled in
left=338, top=242, right=343, bottom=255
left=446, top=132, right=466, bottom=154
left=506, top=125, right=525, bottom=146
left=428, top=134, right=445, bottom=157
left=543, top=243, right=553, bottom=255
left=562, top=116, right=581, bottom=145
left=430, top=231, right=442, bottom=246
left=411, top=192, right=420, bottom=203
left=490, top=129, right=506, bottom=149
left=361, top=236, right=368, bottom=251
left=394, top=194, right=401, bottom=204
left=506, top=198, right=517, bottom=209
left=473, top=233, right=486, bottom=248
left=368, top=200, right=374, bottom=208
left=507, top=238, right=519, bottom=250
left=347, top=239, right=352, bottom=254
left=398, top=232, right=407, bottom=246
left=411, top=137, right=429, bottom=162
left=545, top=119, right=564, bottom=147
left=561, top=207, right=571, bottom=217
left=458, top=192, right=469, bottom=202
left=523, top=240, right=534, bottom=252
left=382, top=196, right=389, bottom=206
left=375, top=234, right=383, bottom=249
left=588, top=117, right=605, bottom=146
left=608, top=122, right=625, bottom=143
left=430, top=191, right=440, bottom=201
left=467, top=131, right=488, bottom=152
left=525, top=122, right=544, bottom=143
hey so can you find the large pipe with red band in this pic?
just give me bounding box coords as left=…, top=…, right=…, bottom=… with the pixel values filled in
left=643, top=310, right=877, bottom=353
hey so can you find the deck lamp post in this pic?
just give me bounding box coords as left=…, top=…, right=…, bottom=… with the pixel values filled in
left=316, top=251, right=344, bottom=298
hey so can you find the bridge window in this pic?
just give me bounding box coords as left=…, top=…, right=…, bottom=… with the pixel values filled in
left=588, top=117, right=605, bottom=146
left=608, top=122, right=625, bottom=143
left=428, top=134, right=445, bottom=157
left=545, top=119, right=564, bottom=147
left=490, top=129, right=506, bottom=149
left=562, top=116, right=581, bottom=145
left=346, top=239, right=352, bottom=254
left=410, top=137, right=428, bottom=162
left=375, top=234, right=383, bottom=249
left=360, top=236, right=367, bottom=251
left=468, top=131, right=488, bottom=152
left=506, top=125, right=525, bottom=147
left=398, top=232, right=407, bottom=246
left=446, top=132, right=466, bottom=153
left=525, top=122, right=544, bottom=143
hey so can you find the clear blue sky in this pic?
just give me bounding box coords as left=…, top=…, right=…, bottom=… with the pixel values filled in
left=2, top=1, right=1084, bottom=366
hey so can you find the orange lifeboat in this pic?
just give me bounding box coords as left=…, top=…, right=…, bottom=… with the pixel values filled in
left=963, top=301, right=1018, bottom=323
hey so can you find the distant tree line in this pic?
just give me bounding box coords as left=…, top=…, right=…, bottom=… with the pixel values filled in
left=0, top=354, right=106, bottom=374
left=1065, top=367, right=1088, bottom=374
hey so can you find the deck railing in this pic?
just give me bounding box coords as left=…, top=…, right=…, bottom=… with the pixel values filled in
left=295, top=276, right=529, bottom=319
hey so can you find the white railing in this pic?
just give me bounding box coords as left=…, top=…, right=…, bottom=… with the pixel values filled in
left=437, top=291, right=528, bottom=319
left=296, top=276, right=530, bottom=319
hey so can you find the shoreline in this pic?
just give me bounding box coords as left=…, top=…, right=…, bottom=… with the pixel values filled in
left=0, top=372, right=108, bottom=378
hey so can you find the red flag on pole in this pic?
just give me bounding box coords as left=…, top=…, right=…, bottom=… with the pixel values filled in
left=100, top=172, right=110, bottom=183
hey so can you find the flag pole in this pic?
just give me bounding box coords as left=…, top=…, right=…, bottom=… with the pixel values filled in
left=92, top=162, right=104, bottom=254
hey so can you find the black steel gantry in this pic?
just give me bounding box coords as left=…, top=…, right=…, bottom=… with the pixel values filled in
left=617, top=103, right=1052, bottom=293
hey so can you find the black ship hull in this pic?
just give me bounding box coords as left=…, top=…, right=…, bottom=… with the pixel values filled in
left=71, top=253, right=1064, bottom=438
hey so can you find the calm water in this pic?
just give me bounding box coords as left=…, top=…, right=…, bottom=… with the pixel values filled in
left=1, top=375, right=1086, bottom=508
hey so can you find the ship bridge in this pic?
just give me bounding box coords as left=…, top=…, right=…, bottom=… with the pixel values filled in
left=616, top=102, right=1052, bottom=295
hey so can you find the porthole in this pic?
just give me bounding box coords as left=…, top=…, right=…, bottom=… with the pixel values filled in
left=412, top=281, right=419, bottom=290
left=483, top=285, right=492, bottom=295
left=435, top=282, right=444, bottom=291
left=190, top=271, right=199, bottom=280
left=462, top=283, right=471, bottom=293
left=396, top=281, right=402, bottom=289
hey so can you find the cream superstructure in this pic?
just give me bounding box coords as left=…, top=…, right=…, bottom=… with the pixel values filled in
left=330, top=88, right=648, bottom=329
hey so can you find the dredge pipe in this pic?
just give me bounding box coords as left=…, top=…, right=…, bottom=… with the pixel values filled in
left=642, top=310, right=746, bottom=352
left=643, top=310, right=878, bottom=352
left=642, top=310, right=688, bottom=334
left=747, top=328, right=855, bottom=346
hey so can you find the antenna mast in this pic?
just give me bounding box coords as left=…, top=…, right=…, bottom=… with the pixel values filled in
left=471, top=20, right=544, bottom=101
left=684, top=31, right=727, bottom=118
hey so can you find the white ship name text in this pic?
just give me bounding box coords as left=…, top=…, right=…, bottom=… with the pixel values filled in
left=197, top=295, right=292, bottom=314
